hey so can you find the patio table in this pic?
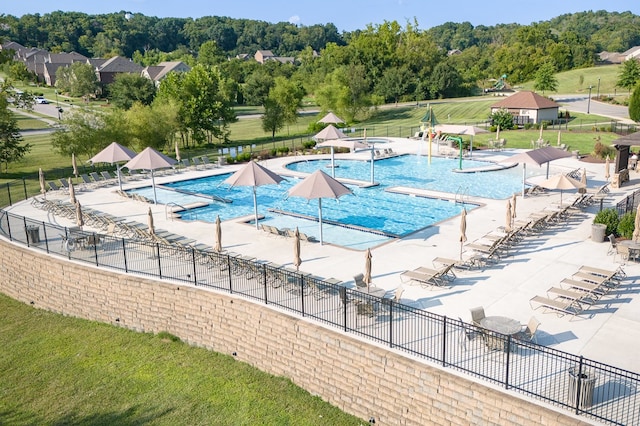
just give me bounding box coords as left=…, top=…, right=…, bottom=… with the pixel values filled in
left=480, top=316, right=521, bottom=336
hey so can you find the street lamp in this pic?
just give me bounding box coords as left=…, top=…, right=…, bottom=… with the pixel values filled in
left=54, top=90, right=61, bottom=120
left=587, top=85, right=592, bottom=114
left=597, top=77, right=601, bottom=99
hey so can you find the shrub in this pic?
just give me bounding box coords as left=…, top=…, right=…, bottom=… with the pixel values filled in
left=276, top=146, right=290, bottom=154
left=302, top=140, right=316, bottom=149
left=523, top=122, right=533, bottom=130
left=594, top=208, right=620, bottom=236
left=617, top=212, right=636, bottom=239
left=236, top=151, right=252, bottom=162
left=592, top=142, right=616, bottom=160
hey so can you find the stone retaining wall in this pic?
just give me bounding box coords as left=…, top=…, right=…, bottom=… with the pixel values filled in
left=0, top=240, right=588, bottom=425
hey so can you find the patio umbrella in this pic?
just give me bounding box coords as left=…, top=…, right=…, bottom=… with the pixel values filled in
left=495, top=125, right=500, bottom=142
left=538, top=174, right=585, bottom=206
left=175, top=140, right=181, bottom=163
left=75, top=201, right=84, bottom=228
left=313, top=124, right=347, bottom=142
left=363, top=248, right=372, bottom=289
left=579, top=168, right=587, bottom=194
left=124, top=147, right=178, bottom=204
left=72, top=153, right=78, bottom=178
left=293, top=227, right=301, bottom=271
left=539, top=124, right=544, bottom=142
left=39, top=168, right=46, bottom=197
left=147, top=207, right=155, bottom=236
left=459, top=208, right=467, bottom=260
left=502, top=146, right=572, bottom=196
left=90, top=142, right=137, bottom=191
left=511, top=193, right=517, bottom=221
left=223, top=161, right=284, bottom=230
left=633, top=204, right=640, bottom=242
left=505, top=200, right=512, bottom=232
left=318, top=112, right=345, bottom=125
left=288, top=169, right=353, bottom=245
left=605, top=156, right=611, bottom=181
left=68, top=177, right=76, bottom=204
left=214, top=215, right=222, bottom=253
left=316, top=138, right=369, bottom=178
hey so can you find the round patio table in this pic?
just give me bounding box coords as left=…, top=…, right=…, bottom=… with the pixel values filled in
left=480, top=316, right=521, bottom=336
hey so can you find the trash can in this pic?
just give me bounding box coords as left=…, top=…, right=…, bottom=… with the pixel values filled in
left=591, top=223, right=607, bottom=242
left=218, top=156, right=226, bottom=166
left=567, top=367, right=597, bottom=409
left=26, top=225, right=40, bottom=244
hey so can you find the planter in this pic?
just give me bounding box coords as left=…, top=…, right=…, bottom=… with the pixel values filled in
left=591, top=223, right=607, bottom=242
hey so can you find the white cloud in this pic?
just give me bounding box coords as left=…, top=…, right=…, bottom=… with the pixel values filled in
left=288, top=15, right=301, bottom=25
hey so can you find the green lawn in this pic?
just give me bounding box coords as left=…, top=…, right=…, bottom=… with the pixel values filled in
left=0, top=294, right=363, bottom=425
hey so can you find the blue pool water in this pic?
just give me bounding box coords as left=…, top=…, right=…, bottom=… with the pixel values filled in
left=129, top=155, right=523, bottom=248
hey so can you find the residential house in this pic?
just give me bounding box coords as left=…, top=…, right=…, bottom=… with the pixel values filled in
left=254, top=49, right=295, bottom=65
left=141, top=61, right=191, bottom=87
left=94, top=56, right=143, bottom=85
left=490, top=91, right=559, bottom=125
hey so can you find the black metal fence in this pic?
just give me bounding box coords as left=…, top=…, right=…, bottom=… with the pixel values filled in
left=616, top=189, right=640, bottom=216
left=1, top=204, right=639, bottom=424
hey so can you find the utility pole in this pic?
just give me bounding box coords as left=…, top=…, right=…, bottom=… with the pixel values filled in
left=596, top=77, right=600, bottom=99
left=587, top=86, right=592, bottom=114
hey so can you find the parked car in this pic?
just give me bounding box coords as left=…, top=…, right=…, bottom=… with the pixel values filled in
left=35, top=96, right=48, bottom=104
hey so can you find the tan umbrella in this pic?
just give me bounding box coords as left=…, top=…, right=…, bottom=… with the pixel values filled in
left=538, top=173, right=585, bottom=206
left=38, top=168, right=46, bottom=197
left=68, top=177, right=76, bottom=204
left=495, top=125, right=500, bottom=141
left=72, top=153, right=78, bottom=177
left=223, top=161, right=285, bottom=230
left=318, top=112, right=345, bottom=125
left=539, top=124, right=544, bottom=142
left=505, top=200, right=512, bottom=232
left=147, top=207, right=155, bottom=236
left=363, top=248, right=372, bottom=289
left=459, top=208, right=467, bottom=260
left=214, top=215, right=222, bottom=253
left=605, top=155, right=611, bottom=181
left=175, top=140, right=181, bottom=163
left=124, top=147, right=178, bottom=204
left=293, top=227, right=301, bottom=271
left=633, top=204, right=640, bottom=242
left=75, top=201, right=84, bottom=228
left=511, top=193, right=517, bottom=220
left=288, top=169, right=353, bottom=245
left=579, top=168, right=587, bottom=194
left=313, top=124, right=347, bottom=142
left=90, top=142, right=137, bottom=192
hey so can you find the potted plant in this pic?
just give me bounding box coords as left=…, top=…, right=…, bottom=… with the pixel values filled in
left=592, top=208, right=619, bottom=242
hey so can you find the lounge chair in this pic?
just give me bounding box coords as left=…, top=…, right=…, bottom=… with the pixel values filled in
left=578, top=265, right=625, bottom=283
left=400, top=269, right=440, bottom=288
left=192, top=157, right=203, bottom=169
left=100, top=171, right=115, bottom=182
left=299, top=232, right=317, bottom=243
left=201, top=156, right=216, bottom=168
left=181, top=159, right=192, bottom=169
left=47, top=181, right=62, bottom=191
left=529, top=295, right=583, bottom=318
left=58, top=178, right=70, bottom=190
left=353, top=273, right=368, bottom=290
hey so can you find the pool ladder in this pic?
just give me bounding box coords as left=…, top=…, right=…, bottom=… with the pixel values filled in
left=165, top=202, right=196, bottom=221
left=455, top=186, right=470, bottom=205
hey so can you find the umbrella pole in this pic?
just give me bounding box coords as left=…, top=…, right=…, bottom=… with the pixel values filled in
left=253, top=187, right=259, bottom=230
left=522, top=164, right=527, bottom=198
left=117, top=165, right=123, bottom=191
left=318, top=198, right=323, bottom=245
left=151, top=170, right=158, bottom=204
left=370, top=145, right=375, bottom=184
left=331, top=147, right=335, bottom=178
left=546, top=162, right=550, bottom=179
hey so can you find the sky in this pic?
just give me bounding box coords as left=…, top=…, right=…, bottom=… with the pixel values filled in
left=3, top=0, right=640, bottom=32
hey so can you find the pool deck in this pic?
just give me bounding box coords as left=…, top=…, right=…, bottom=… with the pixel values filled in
left=5, top=137, right=640, bottom=374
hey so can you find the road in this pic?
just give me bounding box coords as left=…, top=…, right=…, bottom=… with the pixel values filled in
left=551, top=94, right=633, bottom=123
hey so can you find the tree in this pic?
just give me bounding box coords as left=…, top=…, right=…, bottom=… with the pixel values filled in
left=107, top=73, right=156, bottom=109
left=8, top=61, right=35, bottom=84
left=533, top=62, right=558, bottom=94
left=269, top=77, right=304, bottom=125
left=261, top=98, right=285, bottom=140
left=55, top=62, right=98, bottom=98
left=617, top=59, right=640, bottom=93
left=629, top=82, right=640, bottom=122
left=428, top=60, right=463, bottom=99
left=490, top=108, right=515, bottom=130
left=0, top=94, right=32, bottom=173
left=376, top=67, right=410, bottom=105
left=51, top=108, right=128, bottom=157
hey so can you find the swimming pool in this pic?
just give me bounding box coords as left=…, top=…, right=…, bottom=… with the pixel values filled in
left=128, top=155, right=522, bottom=248
left=286, top=155, right=523, bottom=199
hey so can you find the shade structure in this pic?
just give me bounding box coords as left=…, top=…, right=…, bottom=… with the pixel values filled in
left=633, top=204, right=640, bottom=242
left=174, top=140, right=181, bottom=163
left=363, top=248, right=372, bottom=289
left=147, top=207, right=155, bottom=236
left=124, top=147, right=178, bottom=204
left=214, top=215, right=222, bottom=253
left=502, top=146, right=573, bottom=196
left=459, top=208, right=467, bottom=260
left=538, top=173, right=585, bottom=206
left=68, top=177, right=76, bottom=204
left=318, top=112, right=345, bottom=125
left=316, top=138, right=370, bottom=178
left=288, top=169, right=353, bottom=245
left=90, top=142, right=137, bottom=191
left=313, top=124, right=347, bottom=142
left=605, top=156, right=611, bottom=181
left=293, top=227, right=301, bottom=271
left=223, top=161, right=285, bottom=229
left=505, top=200, right=512, bottom=232
left=39, top=168, right=46, bottom=197
left=75, top=201, right=84, bottom=228
left=72, top=153, right=78, bottom=177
